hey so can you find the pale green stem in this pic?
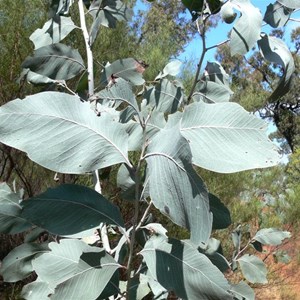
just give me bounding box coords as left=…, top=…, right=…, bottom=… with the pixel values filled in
left=78, top=0, right=101, bottom=193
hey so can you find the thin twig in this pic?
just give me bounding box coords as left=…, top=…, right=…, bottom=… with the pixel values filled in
left=136, top=200, right=153, bottom=231
left=230, top=238, right=255, bottom=266
left=289, top=18, right=300, bottom=22
left=78, top=0, right=94, bottom=97
left=187, top=18, right=208, bottom=104
left=206, top=39, right=230, bottom=51
left=125, top=115, right=151, bottom=299
left=78, top=0, right=102, bottom=193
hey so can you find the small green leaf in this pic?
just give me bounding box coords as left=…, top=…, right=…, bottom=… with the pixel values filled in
left=155, top=60, right=182, bottom=80
left=264, top=2, right=293, bottom=28
left=273, top=250, right=291, bottom=264
left=97, top=79, right=140, bottom=115
left=141, top=223, right=168, bottom=237
left=237, top=254, right=268, bottom=284
left=30, top=16, right=77, bottom=49
left=100, top=58, right=145, bottom=86
left=145, top=126, right=212, bottom=246
left=0, top=243, right=49, bottom=282
left=251, top=240, right=263, bottom=252
left=0, top=183, right=32, bottom=234
left=277, top=0, right=300, bottom=9
left=230, top=281, right=255, bottom=300
left=253, top=228, right=291, bottom=246
left=89, top=0, right=133, bottom=44
left=23, top=69, right=56, bottom=85
left=21, top=184, right=124, bottom=236
left=194, top=81, right=233, bottom=103
left=22, top=43, right=85, bottom=80
left=145, top=79, right=183, bottom=113
left=204, top=61, right=231, bottom=87
left=50, top=0, right=74, bottom=16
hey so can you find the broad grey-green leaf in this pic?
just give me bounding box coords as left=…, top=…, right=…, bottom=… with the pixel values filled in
left=253, top=228, right=291, bottom=246
left=22, top=281, right=53, bottom=300
left=165, top=111, right=183, bottom=129
left=30, top=16, right=77, bottom=49
left=97, top=78, right=140, bottom=115
left=21, top=184, right=124, bottom=236
left=100, top=58, right=145, bottom=86
left=97, top=271, right=119, bottom=299
left=230, top=0, right=263, bottom=55
left=237, top=254, right=268, bottom=284
left=0, top=182, right=32, bottom=234
left=145, top=79, right=183, bottom=113
left=33, top=239, right=95, bottom=285
left=32, top=239, right=119, bottom=299
left=204, top=61, right=230, bottom=87
left=51, top=251, right=119, bottom=299
left=0, top=92, right=130, bottom=174
left=140, top=237, right=233, bottom=299
left=264, top=2, right=293, bottom=28
left=123, top=121, right=144, bottom=151
left=258, top=34, right=295, bottom=100
left=22, top=43, right=85, bottom=80
left=277, top=0, right=300, bottom=9
left=194, top=81, right=233, bottom=103
left=0, top=243, right=49, bottom=282
left=89, top=0, right=133, bottom=45
left=145, top=126, right=212, bottom=246
left=209, top=193, right=231, bottom=229
left=230, top=281, right=255, bottom=300
left=180, top=101, right=280, bottom=173
left=50, top=0, right=74, bottom=16
left=205, top=252, right=230, bottom=273
left=146, top=272, right=168, bottom=300
left=119, top=274, right=151, bottom=300
left=201, top=238, right=230, bottom=272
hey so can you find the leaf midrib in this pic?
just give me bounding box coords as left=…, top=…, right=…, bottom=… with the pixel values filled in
left=1, top=111, right=130, bottom=166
